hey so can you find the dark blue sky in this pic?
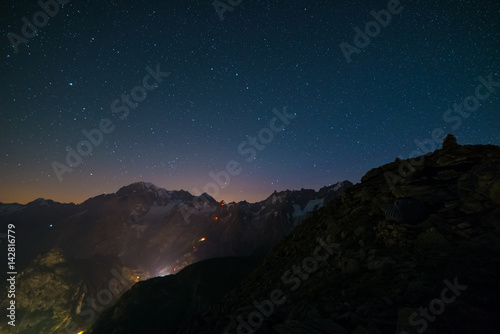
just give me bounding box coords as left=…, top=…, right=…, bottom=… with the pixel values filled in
left=1, top=0, right=499, bottom=204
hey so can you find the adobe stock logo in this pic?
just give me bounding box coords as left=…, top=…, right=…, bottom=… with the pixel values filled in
left=400, top=277, right=467, bottom=334
left=7, top=0, right=70, bottom=54
left=51, top=63, right=170, bottom=182
left=339, top=0, right=404, bottom=63
left=180, top=107, right=296, bottom=224
left=229, top=237, right=336, bottom=334
left=384, top=72, right=499, bottom=192
left=212, top=0, right=243, bottom=21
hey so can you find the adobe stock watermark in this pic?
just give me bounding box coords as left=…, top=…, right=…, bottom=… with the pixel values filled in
left=385, top=72, right=500, bottom=192
left=51, top=63, right=170, bottom=182
left=7, top=0, right=70, bottom=54
left=58, top=268, right=135, bottom=334
left=400, top=277, right=467, bottom=334
left=226, top=236, right=337, bottom=334
left=339, top=0, right=404, bottom=63
left=180, top=107, right=296, bottom=224
left=212, top=0, right=243, bottom=21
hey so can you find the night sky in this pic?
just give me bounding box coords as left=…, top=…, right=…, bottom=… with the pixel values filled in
left=1, top=0, right=499, bottom=205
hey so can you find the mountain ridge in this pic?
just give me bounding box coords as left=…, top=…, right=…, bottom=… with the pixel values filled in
left=0, top=180, right=353, bottom=207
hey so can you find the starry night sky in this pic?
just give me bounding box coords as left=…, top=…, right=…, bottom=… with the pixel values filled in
left=1, top=0, right=499, bottom=205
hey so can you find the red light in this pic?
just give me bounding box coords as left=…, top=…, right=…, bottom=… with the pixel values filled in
left=215, top=217, right=218, bottom=220
left=193, top=246, right=195, bottom=248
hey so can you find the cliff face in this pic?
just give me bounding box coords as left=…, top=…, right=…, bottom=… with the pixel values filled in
left=0, top=248, right=137, bottom=334
left=0, top=248, right=82, bottom=334
left=91, top=137, right=500, bottom=334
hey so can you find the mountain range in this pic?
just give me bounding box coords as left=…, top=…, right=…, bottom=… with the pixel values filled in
left=0, top=179, right=352, bottom=333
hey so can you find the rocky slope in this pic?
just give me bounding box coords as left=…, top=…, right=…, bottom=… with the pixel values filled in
left=89, top=135, right=500, bottom=333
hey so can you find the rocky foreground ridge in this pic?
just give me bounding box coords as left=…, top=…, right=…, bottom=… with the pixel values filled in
left=89, top=135, right=500, bottom=334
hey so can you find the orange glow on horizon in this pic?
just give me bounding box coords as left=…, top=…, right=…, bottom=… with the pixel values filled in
left=0, top=177, right=280, bottom=206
